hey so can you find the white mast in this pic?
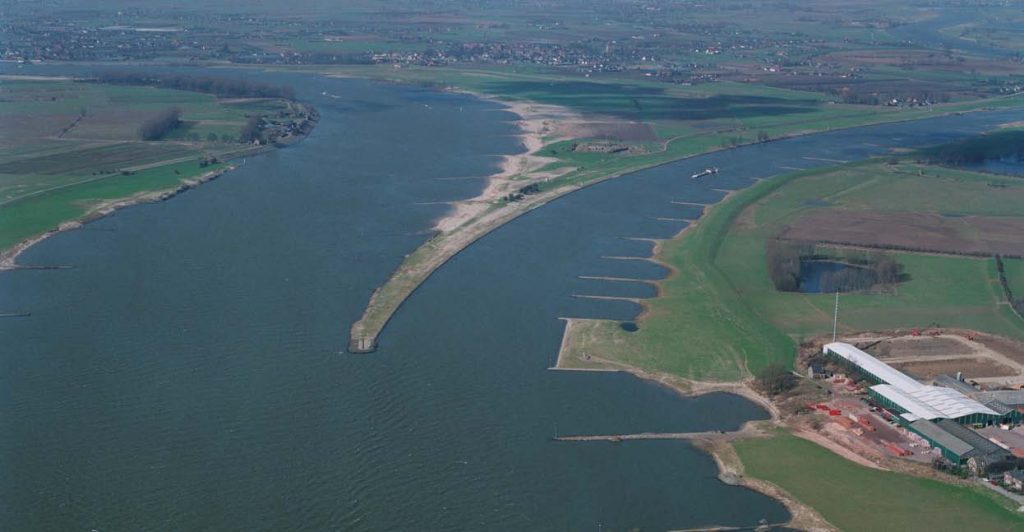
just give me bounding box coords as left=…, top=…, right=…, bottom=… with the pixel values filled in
left=832, top=290, right=840, bottom=343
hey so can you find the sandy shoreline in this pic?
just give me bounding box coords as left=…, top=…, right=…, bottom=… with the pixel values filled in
left=431, top=95, right=581, bottom=233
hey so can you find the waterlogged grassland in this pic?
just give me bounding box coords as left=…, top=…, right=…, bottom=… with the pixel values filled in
left=735, top=433, right=1022, bottom=531
left=0, top=77, right=288, bottom=256
left=562, top=161, right=1024, bottom=381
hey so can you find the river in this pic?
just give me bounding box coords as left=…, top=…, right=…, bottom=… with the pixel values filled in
left=3, top=64, right=1024, bottom=530
left=0, top=66, right=784, bottom=531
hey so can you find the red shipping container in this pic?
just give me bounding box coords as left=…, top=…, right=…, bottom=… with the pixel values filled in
left=829, top=409, right=841, bottom=416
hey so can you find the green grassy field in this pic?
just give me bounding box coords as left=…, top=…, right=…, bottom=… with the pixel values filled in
left=0, top=160, right=226, bottom=251
left=735, top=433, right=1022, bottom=531
left=715, top=162, right=1024, bottom=341
left=561, top=160, right=1024, bottom=381
left=0, top=77, right=291, bottom=256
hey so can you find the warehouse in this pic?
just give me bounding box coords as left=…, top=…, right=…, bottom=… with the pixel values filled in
left=934, top=375, right=1024, bottom=423
left=822, top=342, right=1019, bottom=471
left=907, top=418, right=1011, bottom=470
left=822, top=343, right=1009, bottom=426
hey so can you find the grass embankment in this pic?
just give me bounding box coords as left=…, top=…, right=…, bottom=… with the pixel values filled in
left=0, top=77, right=300, bottom=255
left=562, top=160, right=1024, bottom=380
left=734, top=433, right=1022, bottom=531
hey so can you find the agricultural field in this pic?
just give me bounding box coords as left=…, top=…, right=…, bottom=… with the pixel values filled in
left=0, top=77, right=296, bottom=254
left=734, top=432, right=1022, bottom=531
left=560, top=159, right=1024, bottom=382
left=781, top=211, right=1024, bottom=256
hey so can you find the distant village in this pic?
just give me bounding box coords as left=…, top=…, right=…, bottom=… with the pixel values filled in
left=4, top=5, right=1022, bottom=105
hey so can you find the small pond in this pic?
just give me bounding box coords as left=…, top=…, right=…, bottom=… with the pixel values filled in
left=799, top=260, right=871, bottom=293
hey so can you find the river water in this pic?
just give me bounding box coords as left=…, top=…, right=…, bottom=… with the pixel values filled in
left=3, top=65, right=1024, bottom=530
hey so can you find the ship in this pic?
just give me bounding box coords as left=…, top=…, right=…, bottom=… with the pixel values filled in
left=690, top=167, right=719, bottom=179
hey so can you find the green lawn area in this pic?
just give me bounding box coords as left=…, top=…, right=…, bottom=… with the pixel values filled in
left=561, top=160, right=1024, bottom=381
left=735, top=433, right=1023, bottom=531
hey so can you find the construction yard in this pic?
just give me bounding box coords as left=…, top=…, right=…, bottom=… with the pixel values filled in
left=859, top=332, right=1024, bottom=387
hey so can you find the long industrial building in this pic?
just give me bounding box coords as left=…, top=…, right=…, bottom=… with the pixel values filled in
left=822, top=342, right=1019, bottom=468
left=822, top=342, right=1013, bottom=426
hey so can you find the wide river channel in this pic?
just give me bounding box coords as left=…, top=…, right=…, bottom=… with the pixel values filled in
left=3, top=65, right=1024, bottom=530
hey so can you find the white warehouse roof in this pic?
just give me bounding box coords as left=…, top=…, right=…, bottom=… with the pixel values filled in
left=823, top=342, right=923, bottom=392
left=823, top=342, right=999, bottom=420
left=872, top=384, right=998, bottom=421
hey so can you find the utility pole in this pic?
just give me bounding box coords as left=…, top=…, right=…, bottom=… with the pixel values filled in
left=832, top=290, right=839, bottom=343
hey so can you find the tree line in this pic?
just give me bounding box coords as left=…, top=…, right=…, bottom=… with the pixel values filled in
left=765, top=241, right=811, bottom=292
left=138, top=107, right=181, bottom=140
left=921, top=130, right=1024, bottom=166
left=96, top=72, right=296, bottom=100
left=994, top=255, right=1024, bottom=319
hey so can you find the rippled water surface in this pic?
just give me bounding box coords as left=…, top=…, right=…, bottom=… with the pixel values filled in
left=3, top=64, right=1024, bottom=530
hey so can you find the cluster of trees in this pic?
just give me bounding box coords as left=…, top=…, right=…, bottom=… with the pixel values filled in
left=519, top=183, right=541, bottom=195
left=97, top=72, right=296, bottom=100
left=138, top=107, right=181, bottom=140
left=766, top=241, right=904, bottom=293
left=818, top=267, right=879, bottom=293
left=239, top=115, right=263, bottom=143
left=502, top=183, right=543, bottom=203
left=765, top=241, right=810, bottom=292
left=755, top=363, right=796, bottom=396
left=830, top=88, right=951, bottom=106
left=818, top=253, right=902, bottom=293
left=922, top=130, right=1024, bottom=165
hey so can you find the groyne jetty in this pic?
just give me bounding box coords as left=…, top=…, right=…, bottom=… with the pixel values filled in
left=553, top=430, right=746, bottom=443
